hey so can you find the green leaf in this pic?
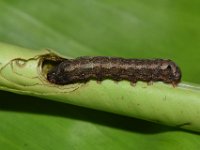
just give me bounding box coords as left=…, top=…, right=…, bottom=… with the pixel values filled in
left=0, top=43, right=199, bottom=132
left=0, top=0, right=200, bottom=149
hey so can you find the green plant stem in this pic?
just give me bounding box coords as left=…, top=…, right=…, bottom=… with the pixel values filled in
left=0, top=42, right=200, bottom=132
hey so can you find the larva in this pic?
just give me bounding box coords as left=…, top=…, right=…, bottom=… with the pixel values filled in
left=47, top=56, right=181, bottom=86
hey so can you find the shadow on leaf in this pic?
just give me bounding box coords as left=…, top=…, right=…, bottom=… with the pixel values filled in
left=0, top=91, right=194, bottom=134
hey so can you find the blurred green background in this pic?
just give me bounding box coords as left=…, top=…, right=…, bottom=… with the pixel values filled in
left=0, top=0, right=200, bottom=149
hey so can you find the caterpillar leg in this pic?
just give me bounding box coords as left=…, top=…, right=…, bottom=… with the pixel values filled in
left=147, top=81, right=153, bottom=86
left=172, top=82, right=177, bottom=88
left=130, top=80, right=137, bottom=86
left=96, top=80, right=102, bottom=84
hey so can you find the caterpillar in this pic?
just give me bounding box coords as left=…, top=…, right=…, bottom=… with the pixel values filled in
left=47, top=56, right=181, bottom=86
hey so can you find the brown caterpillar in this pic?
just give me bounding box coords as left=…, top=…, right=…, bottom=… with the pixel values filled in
left=47, top=56, right=181, bottom=86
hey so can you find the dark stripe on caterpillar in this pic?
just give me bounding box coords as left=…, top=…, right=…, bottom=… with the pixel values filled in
left=47, top=56, right=181, bottom=86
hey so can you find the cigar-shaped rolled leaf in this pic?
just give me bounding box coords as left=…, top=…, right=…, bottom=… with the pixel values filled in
left=0, top=43, right=200, bottom=132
